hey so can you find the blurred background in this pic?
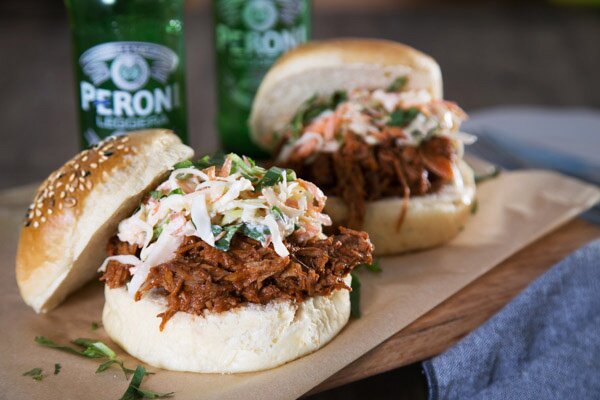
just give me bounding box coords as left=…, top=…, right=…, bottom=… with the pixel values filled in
left=0, top=0, right=598, bottom=398
left=1, top=0, right=599, bottom=190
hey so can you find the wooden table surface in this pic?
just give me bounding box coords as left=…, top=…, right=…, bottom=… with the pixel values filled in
left=309, top=218, right=600, bottom=395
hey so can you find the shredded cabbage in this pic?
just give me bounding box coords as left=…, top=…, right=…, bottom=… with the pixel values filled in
left=277, top=87, right=475, bottom=163
left=101, top=153, right=331, bottom=298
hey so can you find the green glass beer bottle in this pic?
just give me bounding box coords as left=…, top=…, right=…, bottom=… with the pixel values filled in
left=64, top=0, right=188, bottom=148
left=214, top=0, right=311, bottom=157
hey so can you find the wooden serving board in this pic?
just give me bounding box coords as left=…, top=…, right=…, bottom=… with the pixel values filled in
left=309, top=218, right=600, bottom=394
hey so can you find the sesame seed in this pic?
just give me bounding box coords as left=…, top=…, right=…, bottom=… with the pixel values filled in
left=82, top=156, right=89, bottom=162
left=79, top=183, right=85, bottom=191
left=56, top=181, right=63, bottom=188
left=33, top=221, right=39, bottom=228
left=116, top=144, right=124, bottom=150
left=86, top=181, right=93, bottom=190
left=68, top=186, right=75, bottom=193
left=35, top=209, right=41, bottom=217
left=58, top=203, right=63, bottom=210
left=90, top=163, right=98, bottom=169
left=64, top=197, right=77, bottom=207
left=69, top=173, right=76, bottom=182
left=40, top=216, right=46, bottom=223
left=60, top=191, right=66, bottom=199
left=48, top=209, right=53, bottom=215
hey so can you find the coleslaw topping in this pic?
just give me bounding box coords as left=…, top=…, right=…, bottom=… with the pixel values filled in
left=99, top=153, right=331, bottom=297
left=277, top=77, right=476, bottom=163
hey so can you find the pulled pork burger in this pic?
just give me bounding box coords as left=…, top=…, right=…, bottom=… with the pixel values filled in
left=99, top=154, right=372, bottom=372
left=16, top=130, right=373, bottom=373
left=249, top=39, right=476, bottom=255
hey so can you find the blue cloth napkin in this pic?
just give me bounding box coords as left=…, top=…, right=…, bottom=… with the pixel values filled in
left=422, top=239, right=600, bottom=400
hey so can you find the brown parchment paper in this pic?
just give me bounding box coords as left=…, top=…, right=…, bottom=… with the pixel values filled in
left=0, top=170, right=598, bottom=400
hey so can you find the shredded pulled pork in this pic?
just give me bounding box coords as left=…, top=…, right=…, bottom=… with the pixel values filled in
left=279, top=133, right=456, bottom=228
left=101, top=228, right=373, bottom=330
left=101, top=236, right=137, bottom=287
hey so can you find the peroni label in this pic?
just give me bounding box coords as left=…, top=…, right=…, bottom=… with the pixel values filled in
left=78, top=41, right=182, bottom=144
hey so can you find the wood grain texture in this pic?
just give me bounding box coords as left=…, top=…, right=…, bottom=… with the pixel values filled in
left=308, top=219, right=600, bottom=395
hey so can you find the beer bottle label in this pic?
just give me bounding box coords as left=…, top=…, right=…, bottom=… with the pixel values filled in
left=215, top=0, right=310, bottom=155
left=77, top=41, right=184, bottom=145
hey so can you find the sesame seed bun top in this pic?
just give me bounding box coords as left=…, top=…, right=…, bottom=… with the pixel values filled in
left=16, top=130, right=194, bottom=313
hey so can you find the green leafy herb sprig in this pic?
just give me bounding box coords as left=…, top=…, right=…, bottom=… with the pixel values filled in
left=211, top=224, right=242, bottom=252
left=227, top=154, right=296, bottom=189
left=22, top=364, right=62, bottom=382
left=174, top=154, right=296, bottom=193
left=32, top=338, right=172, bottom=398
left=290, top=90, right=347, bottom=136
left=359, top=259, right=382, bottom=273
left=210, top=223, right=273, bottom=252
left=387, top=108, right=420, bottom=127
left=471, top=199, right=479, bottom=215
left=172, top=153, right=226, bottom=171
left=22, top=367, right=44, bottom=381
left=350, top=259, right=382, bottom=318
left=120, top=366, right=173, bottom=400
left=349, top=274, right=362, bottom=319
left=34, top=336, right=140, bottom=378
left=149, top=188, right=184, bottom=202
left=254, top=166, right=296, bottom=192
left=474, top=166, right=501, bottom=184
left=387, top=76, right=408, bottom=92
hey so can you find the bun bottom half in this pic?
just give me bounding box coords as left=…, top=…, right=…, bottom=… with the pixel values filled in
left=325, top=160, right=476, bottom=256
left=102, top=276, right=351, bottom=373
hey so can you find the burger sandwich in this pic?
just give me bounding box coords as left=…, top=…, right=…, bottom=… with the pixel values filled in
left=16, top=130, right=373, bottom=373
left=250, top=39, right=476, bottom=255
